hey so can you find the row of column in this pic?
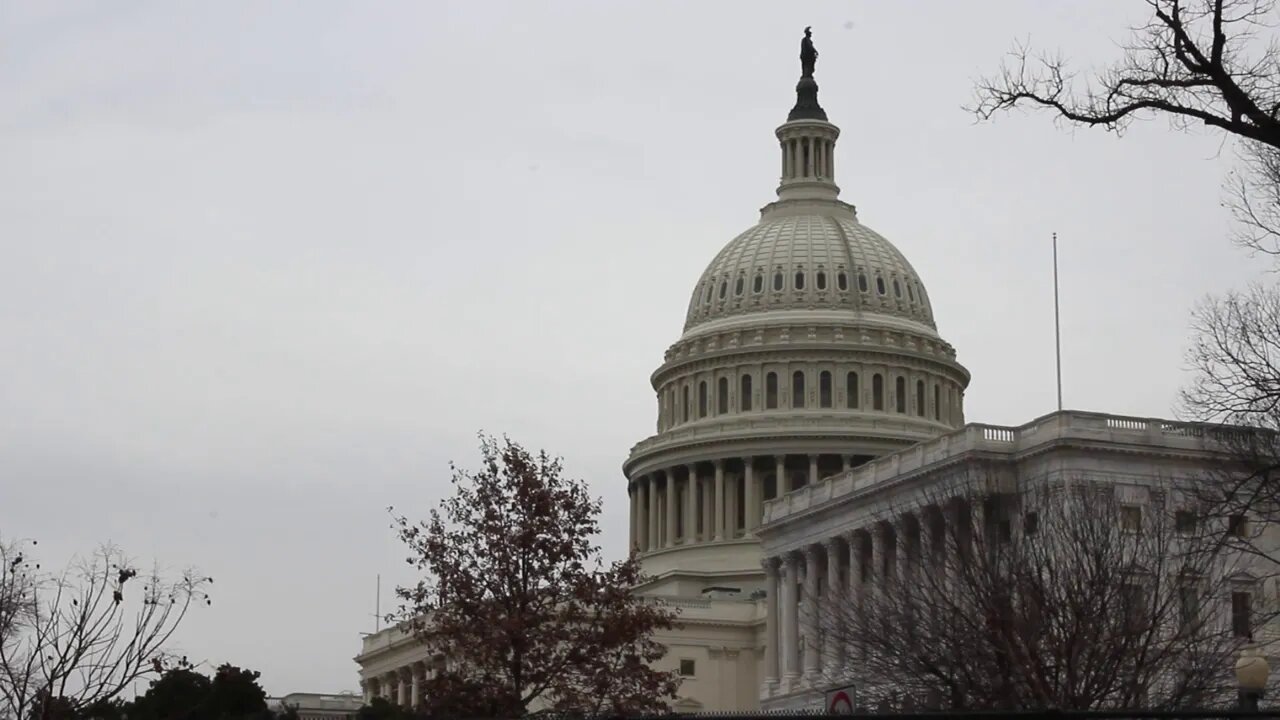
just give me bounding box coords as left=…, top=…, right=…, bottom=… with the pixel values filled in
left=781, top=135, right=834, bottom=181
left=628, top=453, right=867, bottom=553
left=362, top=661, right=435, bottom=708
left=760, top=496, right=996, bottom=694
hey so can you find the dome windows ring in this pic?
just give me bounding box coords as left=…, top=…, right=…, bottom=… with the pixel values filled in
left=773, top=271, right=784, bottom=291
left=794, top=271, right=806, bottom=290
left=876, top=276, right=887, bottom=295
left=753, top=273, right=764, bottom=293
left=719, top=280, right=727, bottom=299
left=816, top=271, right=827, bottom=290
left=837, top=272, right=848, bottom=291
left=858, top=273, right=869, bottom=293
left=734, top=276, right=744, bottom=296
left=893, top=279, right=902, bottom=298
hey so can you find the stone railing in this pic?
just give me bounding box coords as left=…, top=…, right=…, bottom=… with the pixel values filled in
left=761, top=410, right=1243, bottom=525
left=628, top=412, right=937, bottom=458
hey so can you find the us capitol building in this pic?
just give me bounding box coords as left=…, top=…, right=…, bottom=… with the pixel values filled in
left=355, top=31, right=1277, bottom=712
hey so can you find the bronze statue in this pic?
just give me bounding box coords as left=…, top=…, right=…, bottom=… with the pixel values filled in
left=800, top=26, right=818, bottom=78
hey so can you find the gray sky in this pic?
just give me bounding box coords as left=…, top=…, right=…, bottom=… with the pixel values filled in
left=0, top=0, right=1265, bottom=696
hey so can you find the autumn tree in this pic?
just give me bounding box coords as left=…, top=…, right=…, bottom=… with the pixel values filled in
left=973, top=0, right=1280, bottom=577
left=0, top=540, right=212, bottom=720
left=815, top=474, right=1266, bottom=710
left=389, top=435, right=679, bottom=717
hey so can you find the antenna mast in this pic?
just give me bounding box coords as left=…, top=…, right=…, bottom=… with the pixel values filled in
left=1053, top=232, right=1063, bottom=412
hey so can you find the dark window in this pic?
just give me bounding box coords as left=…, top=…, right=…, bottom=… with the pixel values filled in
left=717, top=377, right=729, bottom=414
left=1176, top=510, right=1197, bottom=535
left=734, top=276, right=744, bottom=296
left=819, top=371, right=832, bottom=408
left=916, top=380, right=925, bottom=416
left=1228, top=514, right=1249, bottom=538
left=1121, top=505, right=1142, bottom=533
left=908, top=284, right=915, bottom=302
left=718, top=280, right=727, bottom=299
left=858, top=273, right=869, bottom=292
left=837, top=272, right=849, bottom=291
left=1023, top=512, right=1039, bottom=536
left=846, top=372, right=859, bottom=408
left=682, top=385, right=690, bottom=422
left=741, top=374, right=753, bottom=411
left=873, top=374, right=884, bottom=410
left=1232, top=591, right=1253, bottom=638
left=1179, top=585, right=1201, bottom=630
left=794, top=271, right=805, bottom=290
left=703, top=284, right=712, bottom=303
left=895, top=376, right=906, bottom=414
left=876, top=277, right=886, bottom=295
left=753, top=273, right=763, bottom=293
left=698, top=381, right=708, bottom=418
left=933, top=384, right=941, bottom=420
left=679, top=659, right=696, bottom=677
left=1123, top=584, right=1147, bottom=632
left=893, top=279, right=902, bottom=297
left=766, top=372, right=778, bottom=409
left=816, top=271, right=827, bottom=290
left=773, top=272, right=784, bottom=291
left=792, top=371, right=806, bottom=408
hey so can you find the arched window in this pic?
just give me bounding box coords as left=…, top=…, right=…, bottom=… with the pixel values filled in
left=792, top=371, right=806, bottom=408
left=819, top=371, right=832, bottom=408
left=876, top=277, right=887, bottom=295
left=773, top=271, right=784, bottom=291
left=766, top=372, right=779, bottom=409
left=699, top=381, right=708, bottom=418
left=893, top=279, right=902, bottom=298
left=916, top=379, right=925, bottom=416
left=873, top=374, right=884, bottom=410
left=718, top=377, right=729, bottom=414
left=895, top=376, right=906, bottom=414
left=794, top=271, right=806, bottom=290
left=846, top=372, right=859, bottom=408
left=741, top=374, right=753, bottom=411
left=934, top=384, right=941, bottom=420
left=683, top=385, right=690, bottom=422
left=816, top=271, right=827, bottom=290
left=907, top=284, right=916, bottom=302
left=718, top=280, right=727, bottom=299
left=837, top=272, right=849, bottom=291
left=703, top=284, right=712, bottom=304
left=858, top=273, right=869, bottom=292
left=734, top=276, right=744, bottom=296
left=753, top=273, right=764, bottom=293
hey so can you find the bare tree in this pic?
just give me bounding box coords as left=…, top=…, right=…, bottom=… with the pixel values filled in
left=0, top=539, right=212, bottom=720
left=813, top=474, right=1268, bottom=710
left=972, top=0, right=1280, bottom=256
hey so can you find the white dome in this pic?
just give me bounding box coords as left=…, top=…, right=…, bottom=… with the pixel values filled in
left=684, top=213, right=935, bottom=334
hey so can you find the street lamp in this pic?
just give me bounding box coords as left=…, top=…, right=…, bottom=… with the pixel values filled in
left=1235, top=643, right=1270, bottom=711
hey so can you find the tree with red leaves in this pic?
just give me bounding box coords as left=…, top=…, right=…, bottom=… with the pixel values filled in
left=389, top=435, right=680, bottom=717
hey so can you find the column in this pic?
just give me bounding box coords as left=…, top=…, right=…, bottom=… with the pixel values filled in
left=396, top=670, right=407, bottom=707
left=775, top=455, right=787, bottom=494
left=628, top=484, right=637, bottom=552
left=824, top=537, right=843, bottom=673
left=410, top=663, right=421, bottom=709
left=665, top=470, right=678, bottom=548
left=808, top=454, right=819, bottom=487
left=646, top=476, right=659, bottom=552
left=702, top=476, right=714, bottom=540
left=871, top=525, right=885, bottom=600
left=684, top=464, right=697, bottom=544
left=714, top=460, right=726, bottom=541
left=726, top=471, right=739, bottom=537
left=842, top=454, right=851, bottom=472
left=763, top=557, right=780, bottom=688
left=743, top=459, right=758, bottom=532
left=361, top=678, right=373, bottom=705
left=802, top=545, right=821, bottom=680
left=780, top=140, right=787, bottom=179
left=845, top=530, right=862, bottom=670
left=829, top=139, right=835, bottom=178
left=781, top=553, right=800, bottom=684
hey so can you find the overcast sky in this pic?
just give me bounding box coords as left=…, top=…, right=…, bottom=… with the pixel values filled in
left=0, top=0, right=1266, bottom=697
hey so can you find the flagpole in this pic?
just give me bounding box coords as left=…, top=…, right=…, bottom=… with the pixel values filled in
left=1053, top=232, right=1063, bottom=412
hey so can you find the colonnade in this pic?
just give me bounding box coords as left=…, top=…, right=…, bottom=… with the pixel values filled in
left=760, top=495, right=1001, bottom=694
left=628, top=453, right=871, bottom=553
left=361, top=660, right=438, bottom=708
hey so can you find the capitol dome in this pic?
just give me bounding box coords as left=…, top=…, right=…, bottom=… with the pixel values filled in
left=623, top=45, right=970, bottom=585
left=683, top=213, right=936, bottom=336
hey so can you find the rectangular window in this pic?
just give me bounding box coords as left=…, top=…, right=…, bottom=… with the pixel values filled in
left=1175, top=510, right=1197, bottom=535
left=678, top=658, right=696, bottom=677
left=766, top=372, right=778, bottom=409
left=1178, top=585, right=1201, bottom=632
left=1122, top=583, right=1147, bottom=633
left=1023, top=511, right=1040, bottom=537
left=1121, top=505, right=1142, bottom=533
left=1232, top=591, right=1253, bottom=639
left=1228, top=514, right=1249, bottom=538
